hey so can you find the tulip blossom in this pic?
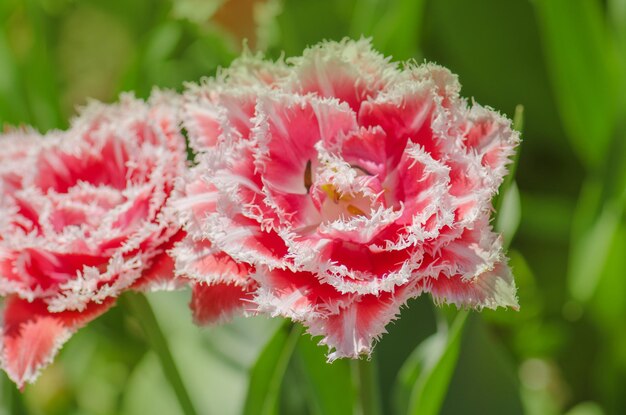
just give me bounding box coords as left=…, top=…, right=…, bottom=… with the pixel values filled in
left=0, top=93, right=186, bottom=388
left=175, top=39, right=519, bottom=359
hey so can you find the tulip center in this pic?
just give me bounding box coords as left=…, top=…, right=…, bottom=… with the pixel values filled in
left=319, top=184, right=368, bottom=217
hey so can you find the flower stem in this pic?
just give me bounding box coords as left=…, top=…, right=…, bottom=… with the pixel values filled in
left=123, top=293, right=198, bottom=415
left=2, top=373, right=25, bottom=415
left=353, top=357, right=382, bottom=415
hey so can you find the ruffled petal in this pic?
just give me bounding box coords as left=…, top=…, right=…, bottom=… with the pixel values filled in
left=173, top=238, right=253, bottom=285
left=133, top=231, right=186, bottom=291
left=253, top=268, right=351, bottom=320
left=287, top=38, right=397, bottom=111
left=254, top=93, right=357, bottom=195
left=305, top=284, right=415, bottom=361
left=0, top=296, right=114, bottom=389
left=358, top=81, right=443, bottom=166
left=190, top=282, right=255, bottom=325
left=425, top=261, right=519, bottom=310
left=461, top=105, right=520, bottom=181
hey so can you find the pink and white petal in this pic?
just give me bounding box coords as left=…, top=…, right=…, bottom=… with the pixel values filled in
left=133, top=251, right=182, bottom=291
left=316, top=206, right=401, bottom=246
left=387, top=142, right=451, bottom=223
left=182, top=101, right=227, bottom=152
left=35, top=133, right=131, bottom=193
left=262, top=185, right=321, bottom=229
left=419, top=214, right=502, bottom=280
left=146, top=89, right=186, bottom=150
left=460, top=105, right=520, bottom=182
left=112, top=189, right=152, bottom=230
left=173, top=238, right=253, bottom=286
left=358, top=81, right=441, bottom=166
left=9, top=193, right=44, bottom=234
left=224, top=147, right=283, bottom=229
left=445, top=155, right=492, bottom=224
left=190, top=146, right=267, bottom=228
left=425, top=261, right=519, bottom=310
left=133, top=231, right=187, bottom=291
left=174, top=175, right=220, bottom=236
left=405, top=63, right=462, bottom=109
left=0, top=296, right=114, bottom=389
left=202, top=213, right=291, bottom=270
left=212, top=90, right=258, bottom=140
left=309, top=239, right=419, bottom=294
left=183, top=88, right=258, bottom=153
left=287, top=38, right=397, bottom=111
left=190, top=281, right=255, bottom=325
left=340, top=126, right=389, bottom=179
left=34, top=148, right=85, bottom=193
left=305, top=284, right=415, bottom=361
left=0, top=128, right=39, bottom=195
left=253, top=268, right=351, bottom=320
left=1, top=247, right=108, bottom=295
left=253, top=93, right=356, bottom=195
left=355, top=145, right=453, bottom=252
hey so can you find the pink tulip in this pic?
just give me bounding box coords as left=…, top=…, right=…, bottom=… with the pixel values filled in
left=0, top=93, right=187, bottom=388
left=175, top=39, right=520, bottom=360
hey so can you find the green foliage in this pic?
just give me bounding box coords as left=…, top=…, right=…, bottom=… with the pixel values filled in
left=122, top=293, right=198, bottom=415
left=441, top=316, right=523, bottom=415
left=394, top=310, right=467, bottom=415
left=534, top=0, right=620, bottom=169
left=243, top=322, right=303, bottom=415
left=294, top=335, right=356, bottom=415
left=121, top=292, right=285, bottom=415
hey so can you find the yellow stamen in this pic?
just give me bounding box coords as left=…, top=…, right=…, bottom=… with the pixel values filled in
left=321, top=184, right=340, bottom=202
left=347, top=204, right=366, bottom=216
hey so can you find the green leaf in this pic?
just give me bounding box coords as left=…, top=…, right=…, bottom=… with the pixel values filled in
left=589, top=223, right=626, bottom=329
left=493, top=104, right=523, bottom=227
left=440, top=316, right=522, bottom=415
left=295, top=335, right=356, bottom=415
left=123, top=332, right=252, bottom=415
left=243, top=322, right=303, bottom=415
left=349, top=0, right=385, bottom=38
left=394, top=310, right=468, bottom=415
left=568, top=197, right=623, bottom=303
left=122, top=293, right=198, bottom=415
left=609, top=0, right=626, bottom=111
left=370, top=0, right=426, bottom=60
left=1, top=371, right=27, bottom=415
left=353, top=358, right=383, bottom=415
left=21, top=0, right=64, bottom=129
left=567, top=113, right=626, bottom=303
left=0, top=24, right=30, bottom=125
left=143, top=22, right=182, bottom=65
left=122, top=291, right=283, bottom=415
left=564, top=402, right=605, bottom=415
left=533, top=0, right=619, bottom=168
left=496, top=182, right=521, bottom=249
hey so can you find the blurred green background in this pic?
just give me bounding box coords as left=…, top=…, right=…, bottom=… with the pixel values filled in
left=1, top=0, right=625, bottom=414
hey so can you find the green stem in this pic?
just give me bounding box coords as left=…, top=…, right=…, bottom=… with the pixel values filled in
left=123, top=293, right=198, bottom=415
left=1, top=373, right=26, bottom=415
left=353, top=357, right=382, bottom=415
